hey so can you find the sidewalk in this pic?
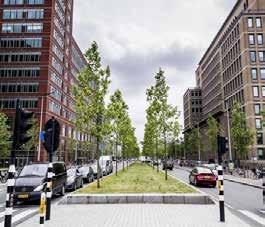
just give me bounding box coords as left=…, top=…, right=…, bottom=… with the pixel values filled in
left=224, top=174, right=263, bottom=189
left=18, top=204, right=250, bottom=227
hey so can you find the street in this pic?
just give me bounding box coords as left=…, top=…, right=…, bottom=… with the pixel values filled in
left=170, top=167, right=265, bottom=227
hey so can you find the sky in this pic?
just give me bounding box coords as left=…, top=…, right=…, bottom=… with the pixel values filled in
left=73, top=0, right=237, bottom=144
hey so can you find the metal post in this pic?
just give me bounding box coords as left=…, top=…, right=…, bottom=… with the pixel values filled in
left=38, top=96, right=44, bottom=162
left=226, top=108, right=232, bottom=161
left=197, top=122, right=201, bottom=161
left=46, top=118, right=55, bottom=221
left=262, top=167, right=265, bottom=210
left=4, top=100, right=19, bottom=227
left=217, top=160, right=225, bottom=222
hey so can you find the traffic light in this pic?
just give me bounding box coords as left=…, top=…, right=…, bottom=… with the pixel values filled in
left=217, top=135, right=228, bottom=164
left=43, top=117, right=60, bottom=154
left=13, top=104, right=34, bottom=150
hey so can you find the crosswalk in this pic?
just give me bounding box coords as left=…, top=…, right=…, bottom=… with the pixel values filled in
left=0, top=207, right=38, bottom=226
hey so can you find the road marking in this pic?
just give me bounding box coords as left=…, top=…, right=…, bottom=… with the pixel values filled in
left=239, top=210, right=265, bottom=226
left=0, top=209, right=17, bottom=219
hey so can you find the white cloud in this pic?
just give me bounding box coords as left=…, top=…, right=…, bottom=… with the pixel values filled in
left=73, top=0, right=237, bottom=143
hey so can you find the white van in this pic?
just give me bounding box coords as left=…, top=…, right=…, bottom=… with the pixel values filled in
left=99, top=156, right=113, bottom=175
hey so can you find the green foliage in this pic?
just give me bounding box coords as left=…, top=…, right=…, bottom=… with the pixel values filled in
left=22, top=117, right=39, bottom=153
left=73, top=41, right=111, bottom=141
left=0, top=112, right=11, bottom=157
left=231, top=103, right=254, bottom=159
left=107, top=89, right=139, bottom=159
left=206, top=114, right=218, bottom=157
left=65, top=137, right=78, bottom=162
left=73, top=41, right=111, bottom=187
left=143, top=68, right=180, bottom=161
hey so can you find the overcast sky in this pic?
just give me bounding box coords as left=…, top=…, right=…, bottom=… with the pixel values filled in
left=73, top=0, right=237, bottom=144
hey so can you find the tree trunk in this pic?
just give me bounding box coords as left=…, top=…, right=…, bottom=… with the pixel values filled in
left=122, top=143, right=125, bottom=171
left=96, top=136, right=100, bottom=188
left=115, top=139, right=118, bottom=176
left=164, top=130, right=168, bottom=181
left=156, top=137, right=159, bottom=173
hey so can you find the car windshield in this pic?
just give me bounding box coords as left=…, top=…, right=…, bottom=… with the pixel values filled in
left=19, top=164, right=48, bottom=177
left=67, top=169, right=76, bottom=176
left=197, top=167, right=213, bottom=174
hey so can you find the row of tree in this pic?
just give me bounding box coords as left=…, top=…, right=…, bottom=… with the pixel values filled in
left=142, top=68, right=180, bottom=180
left=183, top=103, right=255, bottom=162
left=73, top=41, right=139, bottom=188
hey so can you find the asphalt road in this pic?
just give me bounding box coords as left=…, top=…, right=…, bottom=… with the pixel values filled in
left=170, top=167, right=265, bottom=227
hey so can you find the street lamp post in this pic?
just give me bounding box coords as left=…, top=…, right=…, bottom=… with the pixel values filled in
left=37, top=92, right=54, bottom=162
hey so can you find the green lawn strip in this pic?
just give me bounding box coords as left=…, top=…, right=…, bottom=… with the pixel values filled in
left=76, top=163, right=196, bottom=194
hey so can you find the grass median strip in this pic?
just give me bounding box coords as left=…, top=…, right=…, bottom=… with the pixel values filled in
left=77, top=163, right=196, bottom=194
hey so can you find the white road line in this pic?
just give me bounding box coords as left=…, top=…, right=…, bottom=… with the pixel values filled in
left=239, top=210, right=265, bottom=226
left=0, top=209, right=17, bottom=219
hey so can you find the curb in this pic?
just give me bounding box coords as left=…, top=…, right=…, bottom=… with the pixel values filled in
left=224, top=178, right=263, bottom=189
left=175, top=166, right=264, bottom=190
left=61, top=193, right=215, bottom=205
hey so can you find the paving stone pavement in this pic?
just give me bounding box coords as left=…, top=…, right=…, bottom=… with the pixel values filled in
left=18, top=204, right=250, bottom=227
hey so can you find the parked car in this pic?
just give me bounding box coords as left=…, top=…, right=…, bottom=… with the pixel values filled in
left=78, top=166, right=94, bottom=183
left=162, top=160, right=174, bottom=170
left=189, top=167, right=217, bottom=187
left=14, top=162, right=67, bottom=202
left=66, top=168, right=83, bottom=191
left=100, top=156, right=113, bottom=174
left=91, top=164, right=102, bottom=178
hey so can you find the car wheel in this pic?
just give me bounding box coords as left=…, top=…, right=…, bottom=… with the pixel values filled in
left=80, top=179, right=83, bottom=188
left=60, top=184, right=65, bottom=196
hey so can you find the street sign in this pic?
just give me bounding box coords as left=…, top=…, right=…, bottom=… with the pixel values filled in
left=40, top=131, right=45, bottom=142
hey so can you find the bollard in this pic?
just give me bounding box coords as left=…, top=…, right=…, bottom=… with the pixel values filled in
left=217, top=165, right=225, bottom=222
left=45, top=163, right=53, bottom=221
left=4, top=164, right=16, bottom=227
left=39, top=192, right=46, bottom=226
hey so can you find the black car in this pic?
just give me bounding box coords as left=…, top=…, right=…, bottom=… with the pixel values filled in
left=14, top=162, right=67, bottom=202
left=162, top=160, right=174, bottom=170
left=66, top=168, right=83, bottom=191
left=78, top=166, right=94, bottom=183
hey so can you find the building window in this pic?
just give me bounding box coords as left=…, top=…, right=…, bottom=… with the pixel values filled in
left=257, top=133, right=263, bottom=145
left=0, top=68, right=40, bottom=78
left=258, top=148, right=264, bottom=160
left=27, top=0, right=44, bottom=4
left=256, top=17, right=262, bottom=28
left=253, top=86, right=259, bottom=97
left=259, top=51, right=265, bottom=62
left=248, top=18, right=253, bottom=28
left=254, top=104, right=261, bottom=115
left=262, top=86, right=265, bottom=96
left=256, top=118, right=262, bottom=129
left=257, top=34, right=263, bottom=45
left=250, top=51, right=256, bottom=62
left=248, top=34, right=255, bottom=45
left=4, top=0, right=23, bottom=5
left=251, top=68, right=257, bottom=80
left=261, top=69, right=265, bottom=80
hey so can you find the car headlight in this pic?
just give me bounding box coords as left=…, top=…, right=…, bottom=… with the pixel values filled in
left=67, top=177, right=75, bottom=184
left=34, top=184, right=44, bottom=192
